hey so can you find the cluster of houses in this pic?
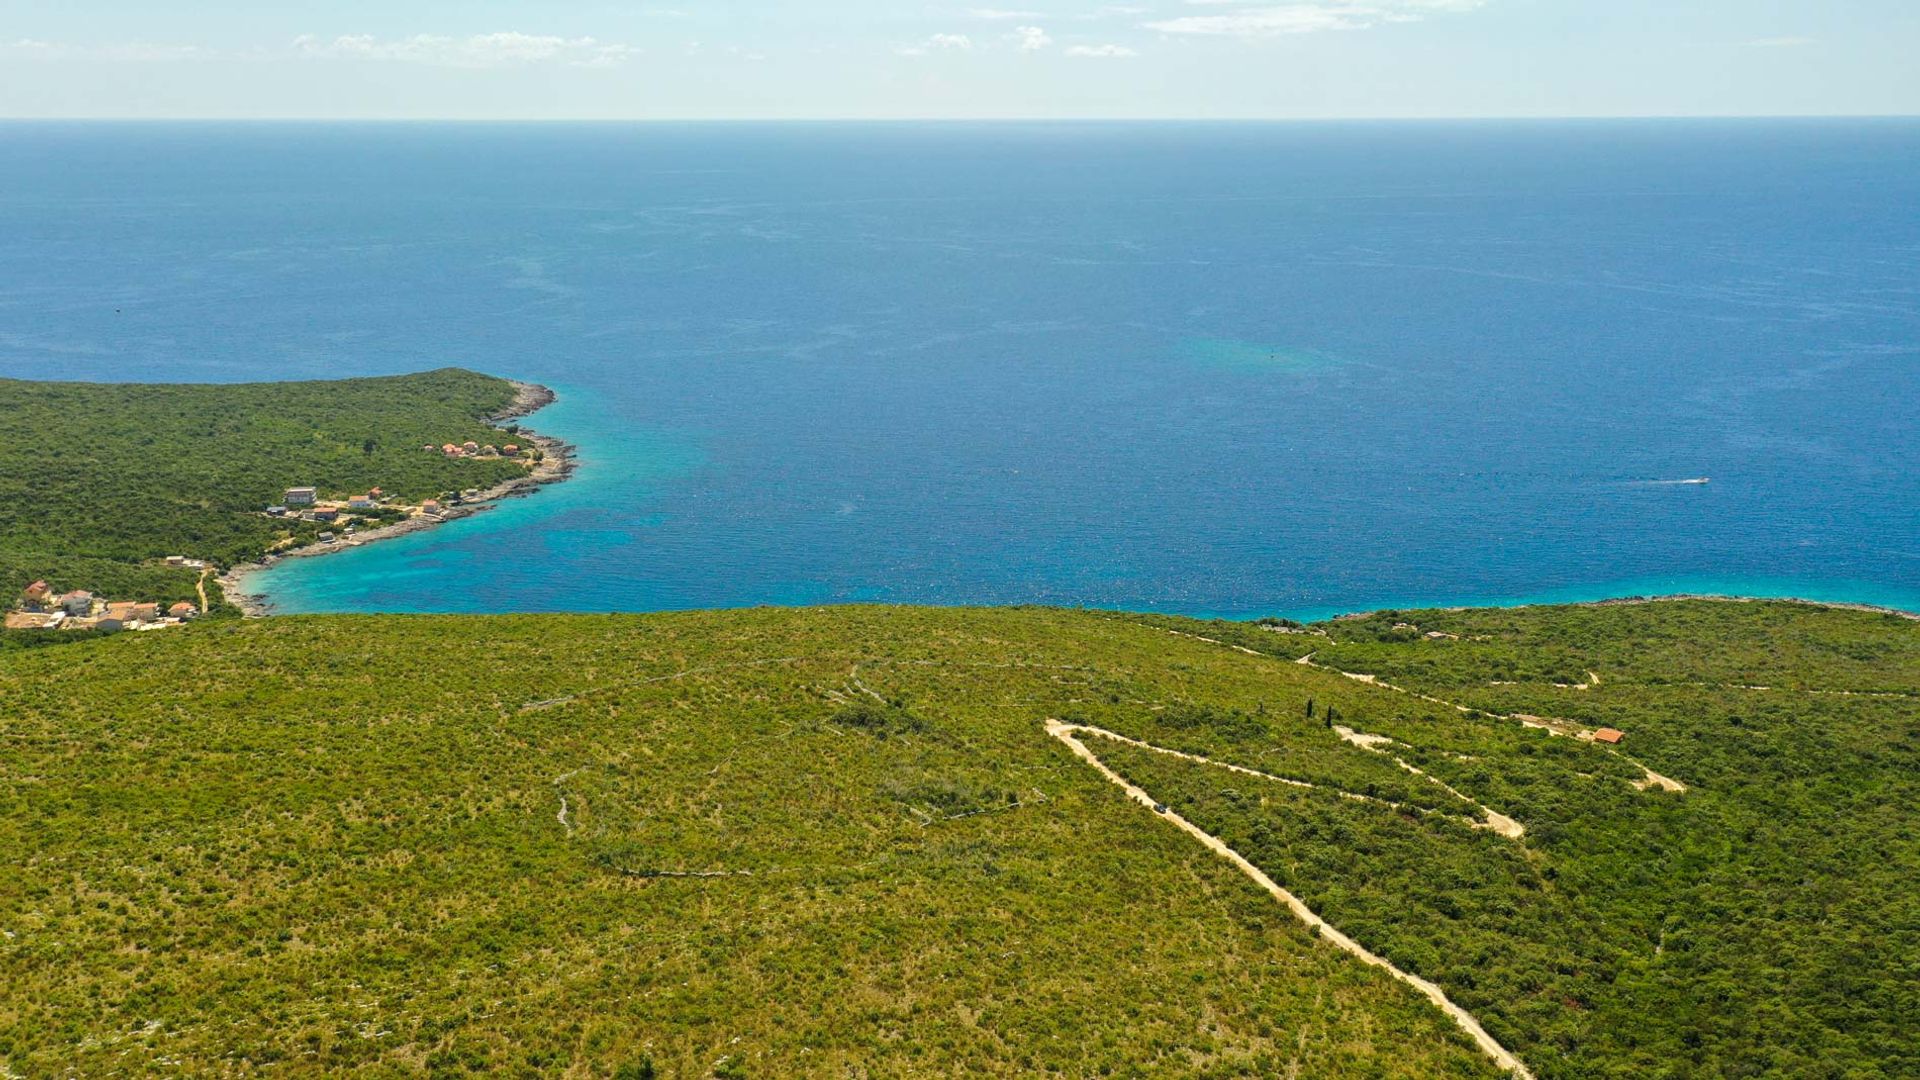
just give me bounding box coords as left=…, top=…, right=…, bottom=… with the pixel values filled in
left=264, top=485, right=477, bottom=544
left=429, top=440, right=525, bottom=460
left=265, top=486, right=397, bottom=541
left=6, top=579, right=198, bottom=632
left=259, top=444, right=534, bottom=540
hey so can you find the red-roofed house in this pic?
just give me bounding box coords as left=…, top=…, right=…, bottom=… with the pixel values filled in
left=1593, top=728, right=1625, bottom=745
left=105, top=601, right=159, bottom=625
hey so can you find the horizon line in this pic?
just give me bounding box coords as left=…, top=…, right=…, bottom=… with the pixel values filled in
left=2, top=113, right=1918, bottom=124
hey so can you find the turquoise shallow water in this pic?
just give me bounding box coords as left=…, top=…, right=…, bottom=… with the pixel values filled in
left=2, top=121, right=1917, bottom=618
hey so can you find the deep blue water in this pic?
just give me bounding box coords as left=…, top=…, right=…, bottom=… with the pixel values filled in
left=3, top=120, right=1918, bottom=618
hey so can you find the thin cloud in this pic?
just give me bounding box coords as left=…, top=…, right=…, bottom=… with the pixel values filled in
left=1, top=38, right=213, bottom=61
left=895, top=33, right=976, bottom=56
left=293, top=32, right=639, bottom=69
left=1145, top=1, right=1486, bottom=38
left=1011, top=26, right=1055, bottom=51
left=1066, top=43, right=1139, bottom=57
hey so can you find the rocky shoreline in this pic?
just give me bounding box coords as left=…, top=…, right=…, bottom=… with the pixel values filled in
left=1331, top=593, right=1919, bottom=624
left=1580, top=593, right=1920, bottom=622
left=217, top=380, right=576, bottom=617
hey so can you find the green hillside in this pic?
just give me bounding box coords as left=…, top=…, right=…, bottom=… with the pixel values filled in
left=3, top=600, right=1915, bottom=1078
left=0, top=369, right=529, bottom=609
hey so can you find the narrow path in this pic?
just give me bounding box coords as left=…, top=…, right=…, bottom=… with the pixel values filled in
left=552, top=766, right=586, bottom=835
left=1047, top=720, right=1535, bottom=1079
left=1334, top=727, right=1524, bottom=839
left=1054, top=723, right=1521, bottom=839
left=195, top=568, right=210, bottom=614
left=1135, top=622, right=1688, bottom=796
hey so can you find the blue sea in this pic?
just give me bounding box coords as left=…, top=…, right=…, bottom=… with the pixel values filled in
left=3, top=120, right=1918, bottom=619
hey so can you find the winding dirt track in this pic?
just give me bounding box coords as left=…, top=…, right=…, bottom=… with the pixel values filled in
left=1145, top=622, right=1687, bottom=795
left=1048, top=720, right=1536, bottom=1080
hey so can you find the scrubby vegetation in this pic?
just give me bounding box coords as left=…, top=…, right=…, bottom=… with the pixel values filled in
left=3, top=601, right=1916, bottom=1077
left=0, top=369, right=527, bottom=608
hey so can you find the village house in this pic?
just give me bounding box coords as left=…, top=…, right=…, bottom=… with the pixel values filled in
left=348, top=494, right=378, bottom=510
left=502, top=444, right=520, bottom=455
left=420, top=500, right=443, bottom=516
left=265, top=505, right=289, bottom=516
left=104, top=601, right=160, bottom=626
left=285, top=487, right=318, bottom=506
left=0, top=578, right=202, bottom=635
left=311, top=507, right=342, bottom=522
left=1593, top=728, right=1626, bottom=745
left=463, top=440, right=480, bottom=453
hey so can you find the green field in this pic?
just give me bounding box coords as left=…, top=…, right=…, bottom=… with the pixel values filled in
left=0, top=369, right=530, bottom=611
left=4, top=600, right=1915, bottom=1077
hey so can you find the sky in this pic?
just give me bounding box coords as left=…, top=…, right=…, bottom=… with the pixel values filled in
left=1, top=1, right=1916, bottom=120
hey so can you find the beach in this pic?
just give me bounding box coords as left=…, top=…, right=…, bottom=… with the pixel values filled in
left=217, top=380, right=576, bottom=616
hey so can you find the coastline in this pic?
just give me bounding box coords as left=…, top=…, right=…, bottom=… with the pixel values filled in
left=1321, top=592, right=1920, bottom=624
left=208, top=381, right=1915, bottom=628
left=217, top=380, right=575, bottom=617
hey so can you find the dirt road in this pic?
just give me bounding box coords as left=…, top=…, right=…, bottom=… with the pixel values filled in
left=1047, top=720, right=1535, bottom=1079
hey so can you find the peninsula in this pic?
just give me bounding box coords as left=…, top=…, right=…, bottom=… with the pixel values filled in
left=0, top=369, right=572, bottom=628
left=216, top=379, right=575, bottom=616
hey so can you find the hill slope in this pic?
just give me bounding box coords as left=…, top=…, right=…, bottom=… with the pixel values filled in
left=3, top=600, right=1915, bottom=1077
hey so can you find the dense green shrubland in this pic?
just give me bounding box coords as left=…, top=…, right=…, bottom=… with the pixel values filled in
left=2, top=601, right=1915, bottom=1077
